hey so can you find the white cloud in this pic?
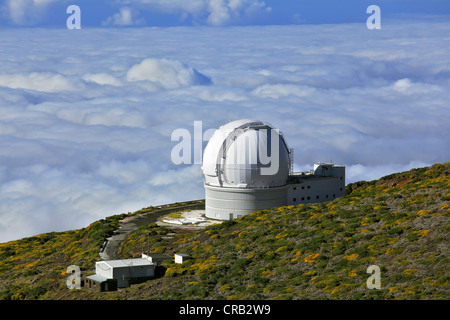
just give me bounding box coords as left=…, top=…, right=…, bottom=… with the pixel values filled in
left=83, top=73, right=122, bottom=87
left=119, top=0, right=270, bottom=25
left=0, top=72, right=80, bottom=92
left=251, top=83, right=316, bottom=99
left=1, top=0, right=61, bottom=25
left=128, top=0, right=205, bottom=14
left=102, top=7, right=145, bottom=26
left=0, top=20, right=449, bottom=242
left=207, top=0, right=232, bottom=26
left=346, top=161, right=431, bottom=184
left=98, top=160, right=153, bottom=185
left=198, top=87, right=248, bottom=102
left=126, top=58, right=211, bottom=89
left=391, top=78, right=442, bottom=95
left=149, top=165, right=202, bottom=186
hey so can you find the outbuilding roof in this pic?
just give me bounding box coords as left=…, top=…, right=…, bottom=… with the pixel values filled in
left=97, top=258, right=154, bottom=269
left=175, top=253, right=190, bottom=257
left=86, top=274, right=109, bottom=283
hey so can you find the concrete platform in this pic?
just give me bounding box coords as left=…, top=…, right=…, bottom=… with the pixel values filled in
left=157, top=209, right=222, bottom=228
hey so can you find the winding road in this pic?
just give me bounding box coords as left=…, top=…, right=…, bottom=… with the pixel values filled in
left=99, top=201, right=205, bottom=260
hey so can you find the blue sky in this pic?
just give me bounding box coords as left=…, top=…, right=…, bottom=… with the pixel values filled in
left=1, top=0, right=450, bottom=27
left=0, top=1, right=449, bottom=242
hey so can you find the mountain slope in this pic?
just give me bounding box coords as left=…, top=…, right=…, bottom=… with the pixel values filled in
left=1, top=163, right=449, bottom=300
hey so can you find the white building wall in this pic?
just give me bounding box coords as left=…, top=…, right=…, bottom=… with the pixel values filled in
left=286, top=177, right=345, bottom=205
left=205, top=164, right=345, bottom=220
left=287, top=166, right=345, bottom=205
left=95, top=260, right=155, bottom=288
left=95, top=262, right=113, bottom=279
left=205, top=184, right=288, bottom=220
left=175, top=254, right=190, bottom=264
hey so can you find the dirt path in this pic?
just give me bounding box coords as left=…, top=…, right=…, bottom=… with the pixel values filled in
left=100, top=202, right=205, bottom=260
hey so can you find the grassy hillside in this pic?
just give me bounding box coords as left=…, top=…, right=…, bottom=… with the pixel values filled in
left=1, top=163, right=449, bottom=300
left=0, top=203, right=195, bottom=299
left=0, top=213, right=126, bottom=300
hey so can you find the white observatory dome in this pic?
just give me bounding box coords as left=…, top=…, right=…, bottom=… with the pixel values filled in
left=202, top=119, right=291, bottom=189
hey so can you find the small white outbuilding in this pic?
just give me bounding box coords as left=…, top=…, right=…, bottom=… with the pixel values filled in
left=174, top=253, right=191, bottom=264
left=94, top=257, right=155, bottom=288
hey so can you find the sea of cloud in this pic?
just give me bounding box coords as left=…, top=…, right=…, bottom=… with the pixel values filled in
left=0, top=20, right=449, bottom=242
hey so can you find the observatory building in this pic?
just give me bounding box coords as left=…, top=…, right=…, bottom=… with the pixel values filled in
left=202, top=119, right=345, bottom=220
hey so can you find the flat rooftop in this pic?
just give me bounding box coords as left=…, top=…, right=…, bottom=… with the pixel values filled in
left=97, top=258, right=154, bottom=268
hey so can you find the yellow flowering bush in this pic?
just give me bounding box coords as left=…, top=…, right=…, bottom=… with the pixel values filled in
left=219, top=284, right=231, bottom=292
left=304, top=253, right=320, bottom=263
left=417, top=209, right=430, bottom=216
left=246, top=251, right=255, bottom=259
left=275, top=231, right=288, bottom=240
left=310, top=212, right=324, bottom=219
left=275, top=246, right=289, bottom=254
left=414, top=229, right=431, bottom=237
left=343, top=253, right=358, bottom=260
left=261, top=269, right=274, bottom=278
left=348, top=270, right=358, bottom=277
left=404, top=269, right=417, bottom=275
